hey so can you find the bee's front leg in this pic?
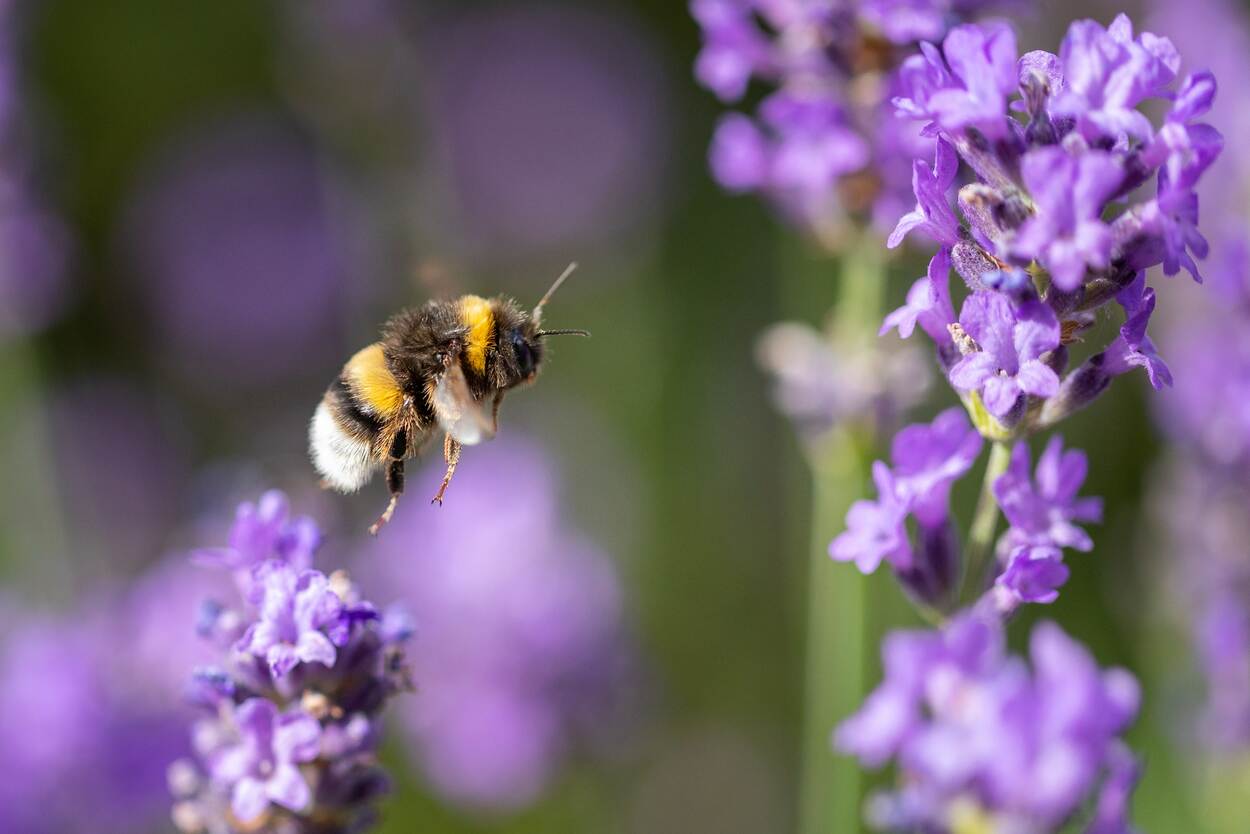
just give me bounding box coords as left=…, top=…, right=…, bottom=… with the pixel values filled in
left=431, top=434, right=462, bottom=505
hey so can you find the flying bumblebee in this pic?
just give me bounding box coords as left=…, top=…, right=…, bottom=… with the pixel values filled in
left=310, top=264, right=587, bottom=535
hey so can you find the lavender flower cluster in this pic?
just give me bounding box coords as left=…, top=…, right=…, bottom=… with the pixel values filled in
left=691, top=0, right=1018, bottom=239
left=821, top=12, right=1222, bottom=830
left=169, top=491, right=411, bottom=834
left=838, top=613, right=1140, bottom=834
left=845, top=12, right=1220, bottom=610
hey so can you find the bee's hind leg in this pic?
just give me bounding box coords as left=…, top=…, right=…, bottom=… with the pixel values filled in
left=369, top=458, right=405, bottom=536
left=431, top=434, right=462, bottom=505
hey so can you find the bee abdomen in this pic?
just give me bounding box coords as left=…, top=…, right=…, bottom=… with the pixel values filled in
left=309, top=381, right=381, bottom=493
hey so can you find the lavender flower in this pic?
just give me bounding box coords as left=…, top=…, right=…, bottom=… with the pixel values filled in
left=1011, top=148, right=1122, bottom=292
left=210, top=699, right=323, bottom=821
left=983, top=436, right=1101, bottom=609
left=170, top=491, right=410, bottom=833
left=691, top=0, right=1018, bottom=238
left=837, top=613, right=1141, bottom=833
left=0, top=560, right=232, bottom=834
left=900, top=13, right=1217, bottom=285
left=831, top=408, right=981, bottom=606
left=120, top=117, right=355, bottom=391
left=831, top=462, right=915, bottom=573
left=191, top=490, right=320, bottom=593
left=879, top=13, right=1217, bottom=437
left=236, top=563, right=345, bottom=679
left=948, top=289, right=1061, bottom=420
left=881, top=249, right=957, bottom=347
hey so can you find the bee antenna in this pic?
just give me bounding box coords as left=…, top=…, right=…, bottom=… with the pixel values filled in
left=536, top=328, right=591, bottom=338
left=532, top=262, right=578, bottom=326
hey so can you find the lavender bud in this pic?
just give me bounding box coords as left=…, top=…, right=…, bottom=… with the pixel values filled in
left=951, top=240, right=999, bottom=290
left=1038, top=354, right=1113, bottom=427
left=958, top=183, right=1008, bottom=248
left=893, top=518, right=960, bottom=610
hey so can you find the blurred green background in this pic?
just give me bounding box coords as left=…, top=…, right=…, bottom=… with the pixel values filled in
left=0, top=0, right=1242, bottom=832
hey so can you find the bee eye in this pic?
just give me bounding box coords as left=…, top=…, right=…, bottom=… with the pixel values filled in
left=511, top=330, right=534, bottom=376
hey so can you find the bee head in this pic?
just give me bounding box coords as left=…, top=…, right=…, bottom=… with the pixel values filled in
left=492, top=265, right=589, bottom=389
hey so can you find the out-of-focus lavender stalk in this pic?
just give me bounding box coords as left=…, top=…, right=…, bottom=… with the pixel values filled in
left=169, top=491, right=411, bottom=834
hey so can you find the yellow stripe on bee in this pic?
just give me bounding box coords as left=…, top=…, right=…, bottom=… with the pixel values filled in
left=345, top=343, right=403, bottom=417
left=458, top=295, right=495, bottom=375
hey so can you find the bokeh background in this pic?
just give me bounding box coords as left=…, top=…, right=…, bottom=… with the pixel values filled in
left=0, top=0, right=1245, bottom=832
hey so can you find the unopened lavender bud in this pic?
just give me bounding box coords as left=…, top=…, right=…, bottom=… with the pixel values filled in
left=951, top=240, right=999, bottom=291
left=984, top=267, right=1037, bottom=304
left=1038, top=353, right=1112, bottom=427
left=953, top=129, right=1017, bottom=193
left=894, top=517, right=960, bottom=609
left=1043, top=344, right=1069, bottom=377
left=959, top=183, right=1007, bottom=248
left=186, top=666, right=235, bottom=709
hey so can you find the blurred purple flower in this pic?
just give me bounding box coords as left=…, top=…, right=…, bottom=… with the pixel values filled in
left=0, top=575, right=213, bottom=834
left=692, top=0, right=1017, bottom=238
left=48, top=379, right=187, bottom=574
left=831, top=461, right=914, bottom=574
left=210, top=699, right=322, bottom=821
left=996, top=543, right=1069, bottom=605
left=890, top=407, right=982, bottom=525
left=191, top=489, right=320, bottom=595
left=831, top=409, right=981, bottom=592
left=756, top=321, right=933, bottom=439
left=995, top=435, right=1102, bottom=553
left=0, top=177, right=71, bottom=340
left=1145, top=0, right=1250, bottom=747
left=358, top=438, right=629, bottom=810
left=0, top=0, right=73, bottom=341
left=838, top=613, right=1141, bottom=833
left=120, top=116, right=355, bottom=389
left=420, top=5, right=669, bottom=260
left=236, top=563, right=345, bottom=679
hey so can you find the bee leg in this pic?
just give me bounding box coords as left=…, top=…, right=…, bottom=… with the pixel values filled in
left=369, top=458, right=405, bottom=536
left=491, top=391, right=505, bottom=434
left=431, top=434, right=462, bottom=505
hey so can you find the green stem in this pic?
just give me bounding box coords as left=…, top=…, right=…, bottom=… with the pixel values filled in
left=960, top=440, right=1011, bottom=605
left=797, top=232, right=884, bottom=834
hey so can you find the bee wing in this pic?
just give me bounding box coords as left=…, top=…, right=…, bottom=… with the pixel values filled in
left=431, top=361, right=496, bottom=445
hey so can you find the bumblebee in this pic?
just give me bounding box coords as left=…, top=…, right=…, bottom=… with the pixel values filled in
left=310, top=264, right=587, bottom=534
